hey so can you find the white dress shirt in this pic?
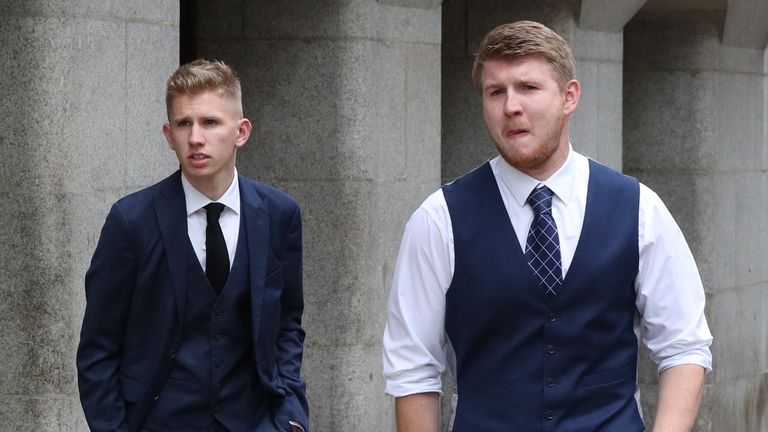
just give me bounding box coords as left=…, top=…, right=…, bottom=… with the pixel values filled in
left=383, top=148, right=713, bottom=398
left=181, top=171, right=240, bottom=271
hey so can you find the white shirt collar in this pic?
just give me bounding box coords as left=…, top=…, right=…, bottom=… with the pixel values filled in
left=496, top=144, right=577, bottom=208
left=180, top=169, right=241, bottom=217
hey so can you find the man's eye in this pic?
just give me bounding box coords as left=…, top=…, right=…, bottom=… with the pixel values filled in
left=177, top=120, right=191, bottom=127
left=204, top=119, right=218, bottom=125
left=490, top=88, right=504, bottom=96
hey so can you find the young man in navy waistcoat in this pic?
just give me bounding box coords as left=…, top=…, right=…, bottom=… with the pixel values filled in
left=383, top=21, right=712, bottom=431
left=77, top=60, right=309, bottom=432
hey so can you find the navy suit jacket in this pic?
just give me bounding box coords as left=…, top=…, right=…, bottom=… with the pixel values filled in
left=77, top=171, right=308, bottom=432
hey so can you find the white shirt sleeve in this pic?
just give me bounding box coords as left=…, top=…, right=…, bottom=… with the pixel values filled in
left=635, top=183, right=713, bottom=374
left=383, top=190, right=454, bottom=397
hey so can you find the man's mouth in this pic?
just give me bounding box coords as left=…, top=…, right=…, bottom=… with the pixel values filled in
left=190, top=153, right=208, bottom=160
left=506, top=128, right=529, bottom=138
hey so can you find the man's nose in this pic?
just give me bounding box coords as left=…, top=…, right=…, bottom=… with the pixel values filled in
left=503, top=94, right=522, bottom=116
left=189, top=123, right=204, bottom=144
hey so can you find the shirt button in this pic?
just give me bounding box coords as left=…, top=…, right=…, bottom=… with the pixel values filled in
left=545, top=410, right=554, bottom=420
left=547, top=344, right=556, bottom=354
left=546, top=377, right=555, bottom=387
left=546, top=313, right=557, bottom=322
left=168, top=348, right=177, bottom=359
left=215, top=310, right=224, bottom=319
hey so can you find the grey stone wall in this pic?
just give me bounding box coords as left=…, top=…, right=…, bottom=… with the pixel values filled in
left=0, top=1, right=179, bottom=430
left=625, top=10, right=768, bottom=432
left=191, top=1, right=442, bottom=430
left=2, top=1, right=767, bottom=431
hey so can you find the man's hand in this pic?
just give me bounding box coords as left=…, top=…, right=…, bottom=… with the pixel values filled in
left=396, top=392, right=440, bottom=432
left=652, top=364, right=706, bottom=432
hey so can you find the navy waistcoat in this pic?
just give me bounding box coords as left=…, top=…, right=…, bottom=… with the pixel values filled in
left=443, top=160, right=643, bottom=432
left=143, top=215, right=266, bottom=432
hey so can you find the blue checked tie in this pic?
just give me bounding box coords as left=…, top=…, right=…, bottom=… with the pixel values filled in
left=525, top=186, right=563, bottom=300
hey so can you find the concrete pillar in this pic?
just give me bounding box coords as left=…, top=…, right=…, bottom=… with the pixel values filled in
left=0, top=2, right=178, bottom=430
left=579, top=0, right=647, bottom=32
left=441, top=0, right=625, bottom=184
left=624, top=10, right=768, bottom=431
left=192, top=1, right=442, bottom=429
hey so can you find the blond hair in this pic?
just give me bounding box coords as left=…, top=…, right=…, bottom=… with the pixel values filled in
left=165, top=59, right=242, bottom=117
left=472, top=21, right=575, bottom=91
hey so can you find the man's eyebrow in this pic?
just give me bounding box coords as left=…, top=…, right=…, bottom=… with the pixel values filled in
left=483, top=81, right=503, bottom=90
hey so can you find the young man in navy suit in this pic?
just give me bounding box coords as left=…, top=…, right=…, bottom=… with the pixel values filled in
left=383, top=21, right=712, bottom=431
left=77, top=60, right=308, bottom=432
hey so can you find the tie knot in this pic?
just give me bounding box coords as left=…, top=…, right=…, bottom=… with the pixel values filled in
left=204, top=202, right=226, bottom=223
left=527, top=186, right=554, bottom=216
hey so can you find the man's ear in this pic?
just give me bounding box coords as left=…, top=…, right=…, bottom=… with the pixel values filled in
left=563, top=79, right=580, bottom=115
left=162, top=123, right=175, bottom=150
left=235, top=118, right=252, bottom=148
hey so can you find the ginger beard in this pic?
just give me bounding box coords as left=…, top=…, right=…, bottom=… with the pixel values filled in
left=494, top=109, right=568, bottom=175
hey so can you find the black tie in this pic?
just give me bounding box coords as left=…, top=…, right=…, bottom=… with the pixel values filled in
left=204, top=202, right=229, bottom=294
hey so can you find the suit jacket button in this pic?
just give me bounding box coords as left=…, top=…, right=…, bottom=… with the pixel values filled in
left=169, top=349, right=177, bottom=359
left=153, top=395, right=160, bottom=401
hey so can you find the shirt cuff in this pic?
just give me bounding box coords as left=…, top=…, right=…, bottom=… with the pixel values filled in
left=384, top=368, right=444, bottom=397
left=289, top=420, right=305, bottom=432
left=656, top=348, right=713, bottom=375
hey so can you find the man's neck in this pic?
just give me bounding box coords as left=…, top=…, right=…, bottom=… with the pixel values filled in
left=183, top=171, right=235, bottom=201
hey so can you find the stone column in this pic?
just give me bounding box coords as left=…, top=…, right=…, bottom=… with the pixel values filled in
left=624, top=8, right=768, bottom=431
left=192, top=1, right=442, bottom=429
left=441, top=0, right=631, bottom=184
left=0, top=2, right=178, bottom=430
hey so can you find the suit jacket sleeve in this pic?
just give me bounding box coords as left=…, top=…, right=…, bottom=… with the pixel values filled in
left=76, top=202, right=136, bottom=432
left=275, top=203, right=310, bottom=430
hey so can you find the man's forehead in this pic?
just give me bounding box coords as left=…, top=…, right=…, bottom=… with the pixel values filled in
left=481, top=56, right=556, bottom=82
left=168, top=90, right=241, bottom=117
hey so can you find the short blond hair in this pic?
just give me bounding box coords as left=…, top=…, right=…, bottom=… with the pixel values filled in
left=472, top=21, right=575, bottom=91
left=165, top=59, right=242, bottom=117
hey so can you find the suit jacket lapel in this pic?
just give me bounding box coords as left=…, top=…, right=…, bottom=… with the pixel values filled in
left=240, top=176, right=269, bottom=339
left=155, top=171, right=189, bottom=326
